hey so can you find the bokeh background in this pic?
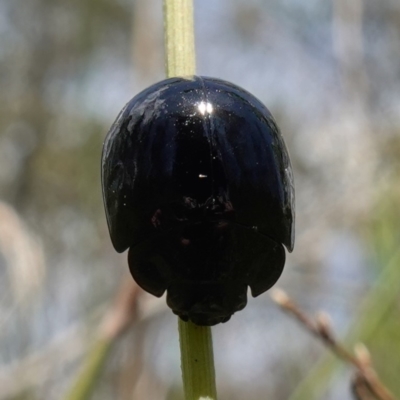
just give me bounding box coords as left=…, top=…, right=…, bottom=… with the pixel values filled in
left=1, top=0, right=400, bottom=399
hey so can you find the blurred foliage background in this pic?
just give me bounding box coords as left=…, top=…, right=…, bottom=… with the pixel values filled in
left=0, top=0, right=399, bottom=399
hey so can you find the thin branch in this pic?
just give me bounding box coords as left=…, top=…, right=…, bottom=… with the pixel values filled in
left=270, top=288, right=397, bottom=400
left=352, top=371, right=379, bottom=400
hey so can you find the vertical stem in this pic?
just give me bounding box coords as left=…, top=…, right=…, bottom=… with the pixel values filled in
left=163, top=1, right=217, bottom=399
left=179, top=320, right=217, bottom=400
left=163, top=0, right=196, bottom=77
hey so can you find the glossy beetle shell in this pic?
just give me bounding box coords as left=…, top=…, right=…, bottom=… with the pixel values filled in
left=102, top=76, right=295, bottom=326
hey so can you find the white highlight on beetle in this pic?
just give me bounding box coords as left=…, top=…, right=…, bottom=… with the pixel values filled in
left=199, top=174, right=207, bottom=178
left=198, top=101, right=213, bottom=115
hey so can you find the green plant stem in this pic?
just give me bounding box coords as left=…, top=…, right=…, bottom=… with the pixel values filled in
left=163, top=0, right=196, bottom=77
left=63, top=281, right=140, bottom=400
left=179, top=320, right=217, bottom=400
left=163, top=1, right=217, bottom=399
left=64, top=338, right=112, bottom=400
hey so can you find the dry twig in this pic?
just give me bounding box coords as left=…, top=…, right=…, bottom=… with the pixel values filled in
left=352, top=371, right=379, bottom=400
left=270, top=288, right=397, bottom=400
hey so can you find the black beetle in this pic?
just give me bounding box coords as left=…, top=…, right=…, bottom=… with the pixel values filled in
left=101, top=76, right=294, bottom=326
